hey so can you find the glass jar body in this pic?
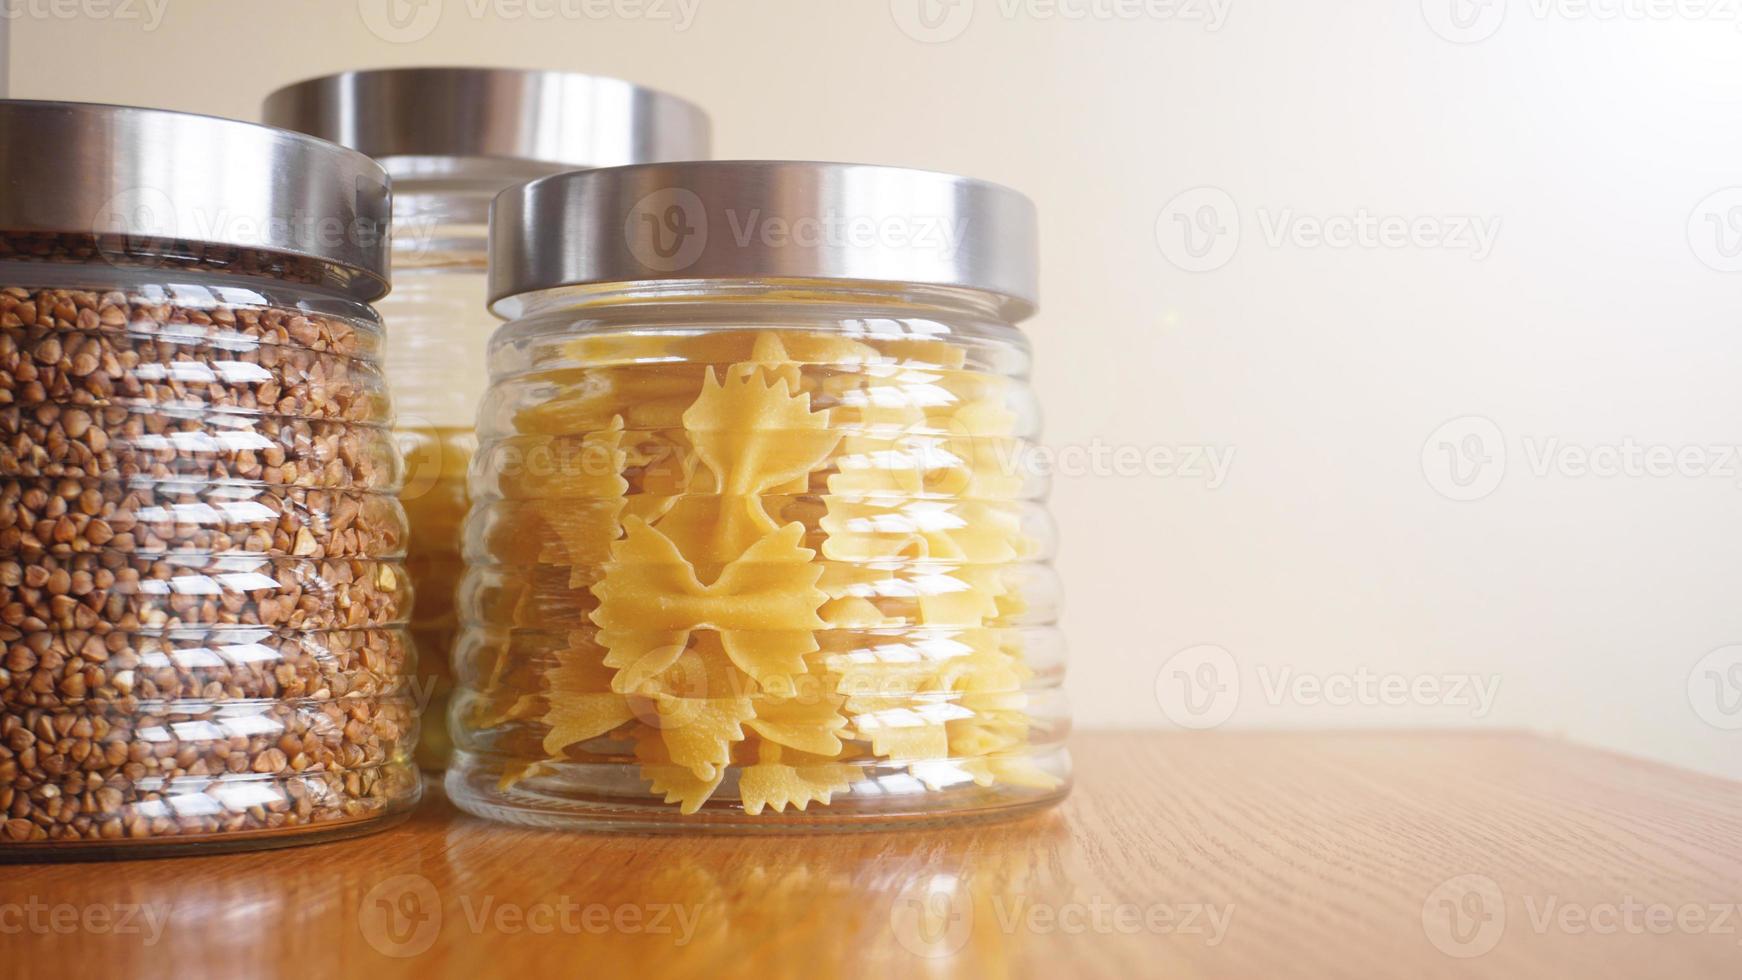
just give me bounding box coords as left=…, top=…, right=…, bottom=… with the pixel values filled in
left=0, top=246, right=420, bottom=858
left=449, top=282, right=1070, bottom=831
left=380, top=181, right=501, bottom=769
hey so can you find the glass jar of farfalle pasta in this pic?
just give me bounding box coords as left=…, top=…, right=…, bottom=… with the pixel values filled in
left=450, top=162, right=1069, bottom=830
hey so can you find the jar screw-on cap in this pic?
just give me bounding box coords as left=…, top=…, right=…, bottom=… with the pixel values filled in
left=487, top=161, right=1040, bottom=320
left=262, top=68, right=711, bottom=182
left=0, top=100, right=392, bottom=300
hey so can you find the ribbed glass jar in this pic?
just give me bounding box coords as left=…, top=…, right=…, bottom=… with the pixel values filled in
left=379, top=181, right=496, bottom=770
left=449, top=280, right=1070, bottom=830
left=0, top=246, right=420, bottom=856
left=0, top=99, right=417, bottom=857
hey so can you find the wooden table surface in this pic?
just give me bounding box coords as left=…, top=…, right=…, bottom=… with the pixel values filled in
left=5, top=731, right=1742, bottom=979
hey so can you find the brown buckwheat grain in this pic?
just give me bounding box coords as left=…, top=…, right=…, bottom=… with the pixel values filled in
left=0, top=265, right=417, bottom=850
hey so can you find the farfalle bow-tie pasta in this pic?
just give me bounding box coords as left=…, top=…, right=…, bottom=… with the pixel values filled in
left=456, top=326, right=1064, bottom=818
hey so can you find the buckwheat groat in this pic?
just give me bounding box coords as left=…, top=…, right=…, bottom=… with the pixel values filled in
left=0, top=278, right=419, bottom=852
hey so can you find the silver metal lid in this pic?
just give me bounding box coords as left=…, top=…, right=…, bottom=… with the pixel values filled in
left=261, top=68, right=711, bottom=181
left=0, top=100, right=391, bottom=299
left=487, top=161, right=1040, bottom=319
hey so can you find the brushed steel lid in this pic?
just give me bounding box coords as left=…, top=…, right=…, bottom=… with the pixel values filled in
left=261, top=68, right=711, bottom=181
left=487, top=161, right=1039, bottom=320
left=0, top=100, right=392, bottom=299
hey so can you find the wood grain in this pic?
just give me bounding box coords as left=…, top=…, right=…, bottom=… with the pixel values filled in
left=4, top=732, right=1741, bottom=979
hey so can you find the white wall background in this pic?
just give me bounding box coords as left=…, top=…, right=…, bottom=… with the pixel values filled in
left=7, top=0, right=1742, bottom=780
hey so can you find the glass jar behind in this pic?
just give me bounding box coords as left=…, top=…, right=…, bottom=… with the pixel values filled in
left=264, top=69, right=711, bottom=768
left=375, top=171, right=507, bottom=770
left=0, top=101, right=417, bottom=858
left=451, top=163, right=1070, bottom=831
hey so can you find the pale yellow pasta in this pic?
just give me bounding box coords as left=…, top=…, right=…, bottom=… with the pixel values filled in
left=500, top=328, right=1054, bottom=814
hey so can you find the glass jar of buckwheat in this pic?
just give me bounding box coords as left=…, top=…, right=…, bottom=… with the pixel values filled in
left=0, top=101, right=419, bottom=858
